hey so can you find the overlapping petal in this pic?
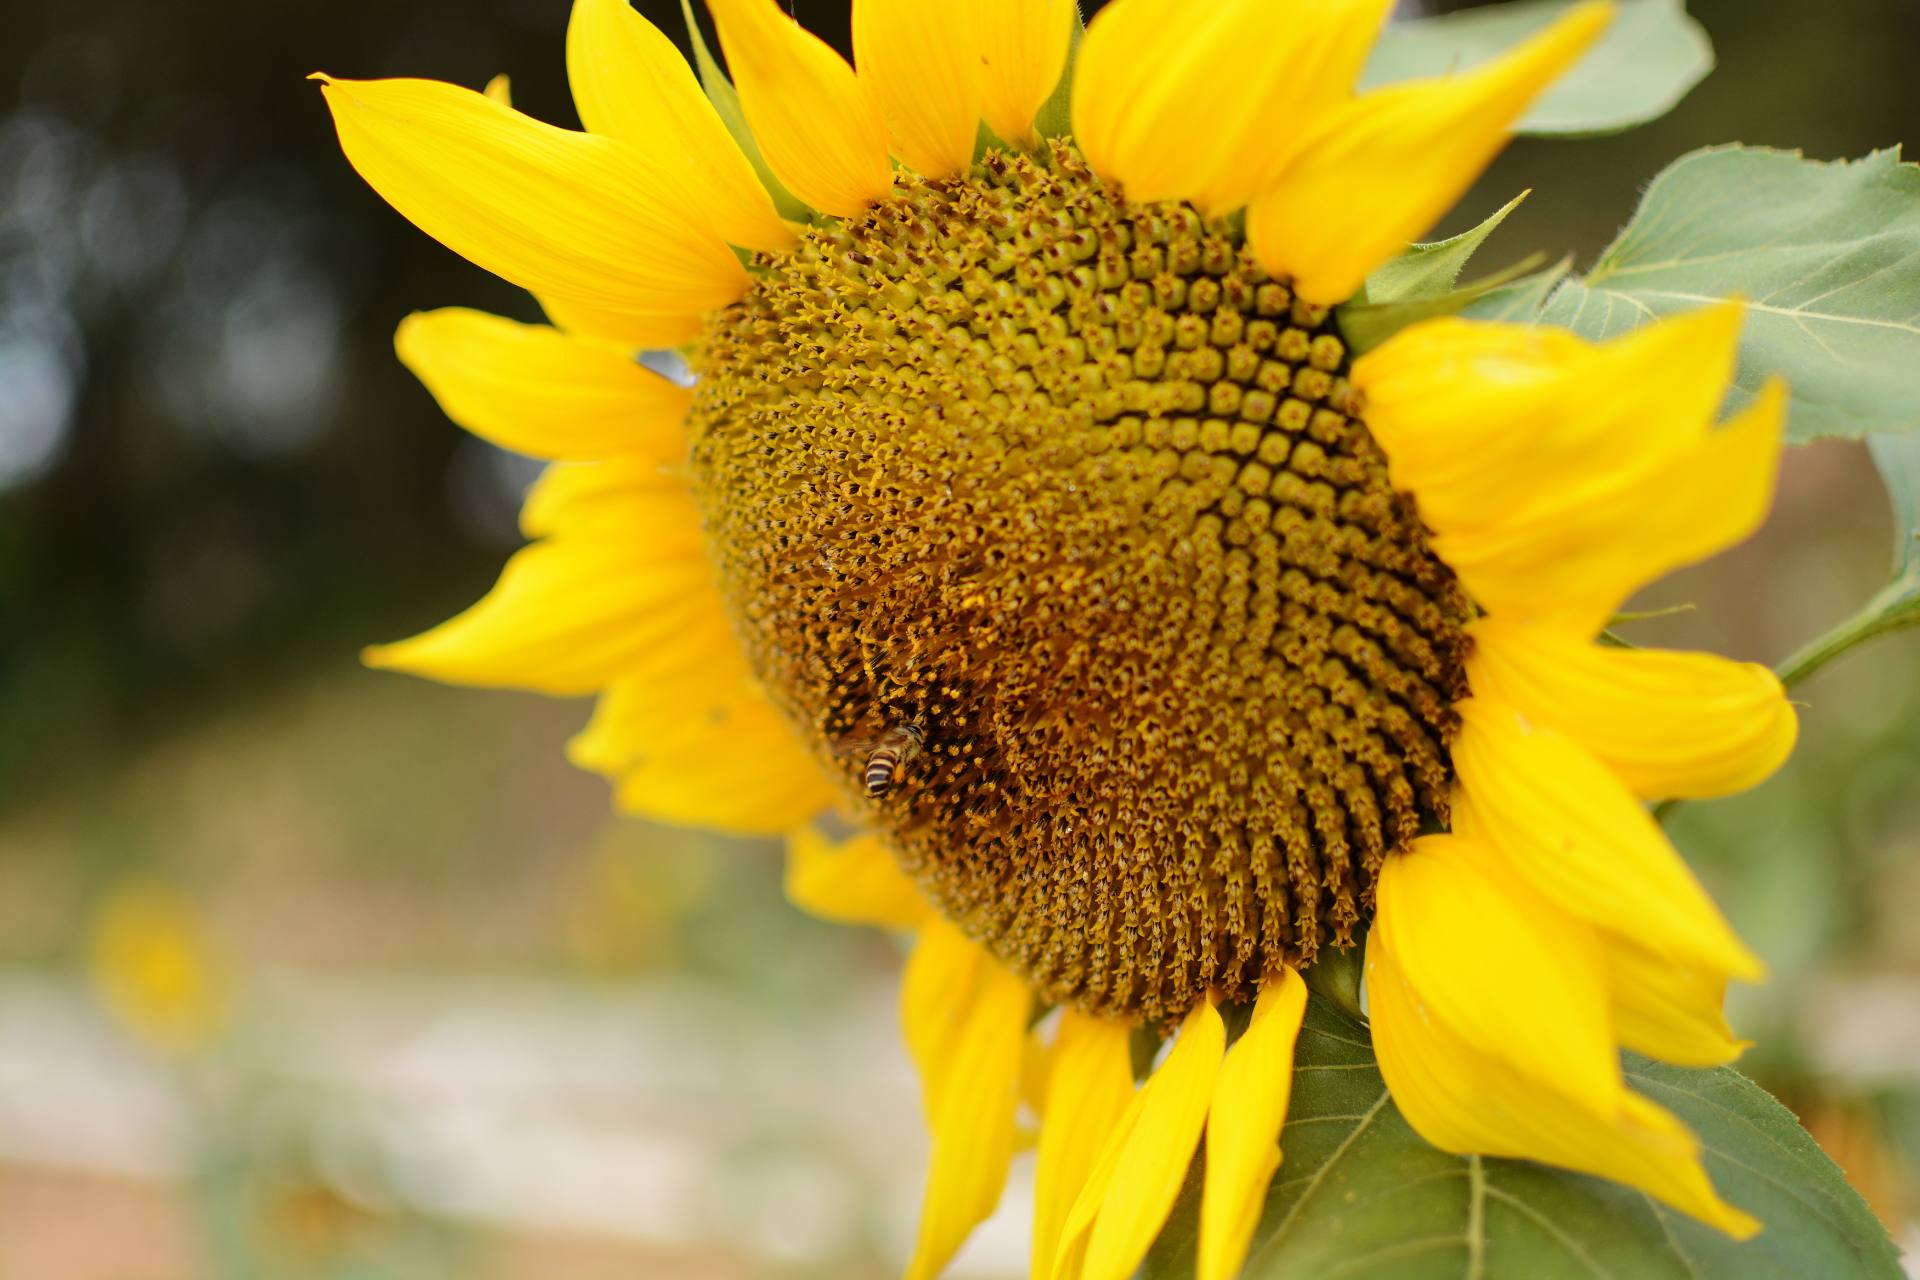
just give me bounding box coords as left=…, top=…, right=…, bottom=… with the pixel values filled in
left=1200, top=969, right=1308, bottom=1280
left=1467, top=617, right=1797, bottom=801
left=1248, top=2, right=1611, bottom=304
left=1054, top=1000, right=1224, bottom=1280
left=1355, top=301, right=1745, bottom=537
left=1368, top=905, right=1759, bottom=1238
left=566, top=0, right=793, bottom=253
left=364, top=488, right=711, bottom=696
left=568, top=626, right=835, bottom=833
left=898, top=920, right=1033, bottom=1280
left=1375, top=836, right=1617, bottom=1112
left=1434, top=379, right=1787, bottom=633
left=1033, top=1013, right=1136, bottom=1280
left=706, top=0, right=893, bottom=217
left=784, top=827, right=930, bottom=931
left=976, top=0, right=1076, bottom=145
left=314, top=75, right=745, bottom=346
left=1073, top=0, right=1391, bottom=215
left=1601, top=931, right=1749, bottom=1068
left=395, top=308, right=692, bottom=462
left=1452, top=699, right=1765, bottom=984
left=853, top=0, right=980, bottom=178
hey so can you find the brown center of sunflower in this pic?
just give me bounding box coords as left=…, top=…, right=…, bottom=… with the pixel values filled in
left=688, top=143, right=1472, bottom=1023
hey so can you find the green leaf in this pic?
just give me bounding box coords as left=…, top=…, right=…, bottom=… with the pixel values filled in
left=1360, top=0, right=1712, bottom=137
left=678, top=0, right=810, bottom=222
left=1340, top=252, right=1549, bottom=354
left=1530, top=147, right=1920, bottom=442
left=1870, top=432, right=1920, bottom=585
left=1459, top=256, right=1575, bottom=323
left=1143, top=995, right=1900, bottom=1280
left=1364, top=192, right=1530, bottom=305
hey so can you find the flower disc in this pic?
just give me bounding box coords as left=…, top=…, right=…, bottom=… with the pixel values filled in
left=690, top=145, right=1472, bottom=1022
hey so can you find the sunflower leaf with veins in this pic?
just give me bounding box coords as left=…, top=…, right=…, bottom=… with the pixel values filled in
left=1531, top=146, right=1920, bottom=442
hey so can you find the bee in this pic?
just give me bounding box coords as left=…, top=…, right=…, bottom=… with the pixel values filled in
left=859, top=723, right=926, bottom=799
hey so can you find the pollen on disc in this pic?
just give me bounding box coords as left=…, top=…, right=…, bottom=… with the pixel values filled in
left=687, top=143, right=1473, bottom=1025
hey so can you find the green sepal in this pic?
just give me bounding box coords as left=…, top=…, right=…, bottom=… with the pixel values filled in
left=1031, top=3, right=1085, bottom=142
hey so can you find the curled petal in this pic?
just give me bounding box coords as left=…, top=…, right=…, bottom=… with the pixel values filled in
left=1466, top=617, right=1796, bottom=801
left=1054, top=1000, right=1226, bottom=1280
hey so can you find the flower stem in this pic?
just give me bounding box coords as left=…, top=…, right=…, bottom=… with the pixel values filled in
left=1773, top=583, right=1920, bottom=690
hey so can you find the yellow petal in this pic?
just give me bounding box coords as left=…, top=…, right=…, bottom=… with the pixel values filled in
left=1062, top=1001, right=1225, bottom=1280
left=365, top=524, right=712, bottom=697
left=907, top=958, right=1033, bottom=1280
left=1199, top=969, right=1307, bottom=1280
left=1466, top=617, right=1797, bottom=801
left=784, top=827, right=930, bottom=931
left=568, top=608, right=836, bottom=833
left=483, top=73, right=512, bottom=106
left=1033, top=1013, right=1137, bottom=1280
left=1377, top=836, right=1617, bottom=1113
left=1357, top=302, right=1744, bottom=537
left=517, top=456, right=681, bottom=540
left=976, top=0, right=1076, bottom=146
left=536, top=290, right=699, bottom=352
left=1435, top=378, right=1787, bottom=633
left=853, top=0, right=980, bottom=178
left=371, top=468, right=709, bottom=693
left=314, top=75, right=746, bottom=344
left=1367, top=932, right=1760, bottom=1238
left=566, top=0, right=792, bottom=253
left=901, top=917, right=989, bottom=1110
left=1072, top=0, right=1390, bottom=215
left=705, top=0, right=893, bottom=218
left=1452, top=698, right=1765, bottom=983
left=1248, top=3, right=1611, bottom=304
left=1601, top=931, right=1748, bottom=1068
left=395, top=308, right=692, bottom=462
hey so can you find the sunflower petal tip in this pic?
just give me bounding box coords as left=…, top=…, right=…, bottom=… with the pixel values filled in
left=361, top=641, right=404, bottom=670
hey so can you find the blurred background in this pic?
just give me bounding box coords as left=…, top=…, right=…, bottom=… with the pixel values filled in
left=2, top=0, right=1917, bottom=1275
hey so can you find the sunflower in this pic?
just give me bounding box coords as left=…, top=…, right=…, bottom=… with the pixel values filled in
left=316, top=1, right=1799, bottom=1276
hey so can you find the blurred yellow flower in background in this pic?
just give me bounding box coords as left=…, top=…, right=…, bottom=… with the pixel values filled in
left=314, top=0, right=1800, bottom=1276
left=88, top=881, right=231, bottom=1058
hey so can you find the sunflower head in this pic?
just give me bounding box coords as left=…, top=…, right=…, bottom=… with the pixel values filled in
left=316, top=0, right=1804, bottom=1274
left=693, top=141, right=1474, bottom=1021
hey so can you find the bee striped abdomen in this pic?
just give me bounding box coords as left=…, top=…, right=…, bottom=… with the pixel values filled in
left=864, top=749, right=903, bottom=798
